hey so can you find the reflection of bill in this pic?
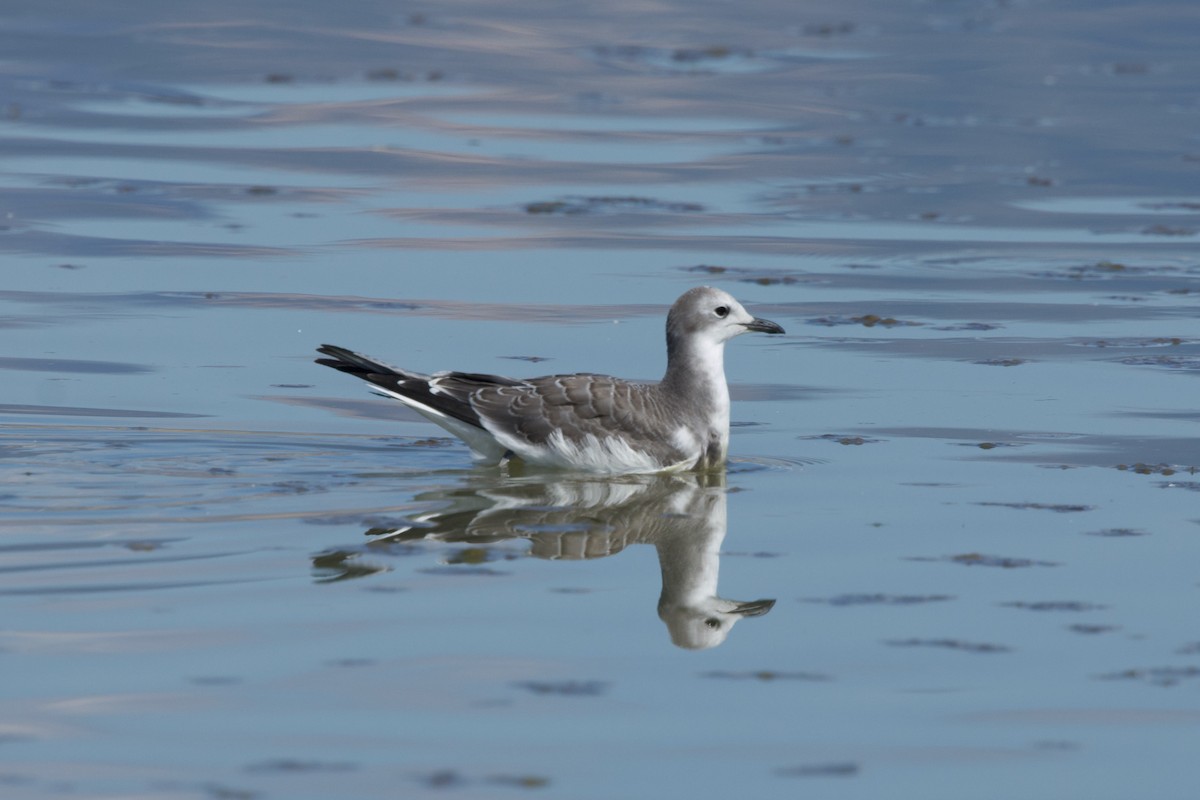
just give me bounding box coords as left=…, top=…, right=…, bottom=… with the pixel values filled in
left=319, top=473, right=774, bottom=650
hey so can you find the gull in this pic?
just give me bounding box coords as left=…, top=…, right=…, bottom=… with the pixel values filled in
left=315, top=286, right=785, bottom=474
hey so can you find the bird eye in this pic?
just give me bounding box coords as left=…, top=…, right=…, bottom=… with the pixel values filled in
left=704, top=618, right=721, bottom=630
left=714, top=306, right=729, bottom=318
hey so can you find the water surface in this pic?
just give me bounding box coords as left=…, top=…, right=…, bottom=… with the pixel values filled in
left=2, top=1, right=1199, bottom=798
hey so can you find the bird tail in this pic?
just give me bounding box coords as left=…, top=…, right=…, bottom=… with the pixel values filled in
left=315, top=343, right=505, bottom=461
left=315, top=344, right=417, bottom=380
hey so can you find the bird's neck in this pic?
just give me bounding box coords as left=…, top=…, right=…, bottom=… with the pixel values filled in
left=662, top=335, right=728, bottom=406
left=655, top=485, right=727, bottom=608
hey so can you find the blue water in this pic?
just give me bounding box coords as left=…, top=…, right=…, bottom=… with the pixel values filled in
left=2, top=1, right=1199, bottom=798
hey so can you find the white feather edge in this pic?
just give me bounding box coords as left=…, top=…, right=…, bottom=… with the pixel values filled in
left=368, top=386, right=508, bottom=464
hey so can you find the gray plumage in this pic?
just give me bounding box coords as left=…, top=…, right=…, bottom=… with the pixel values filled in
left=315, top=286, right=784, bottom=473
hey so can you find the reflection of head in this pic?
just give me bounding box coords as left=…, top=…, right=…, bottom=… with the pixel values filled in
left=330, top=472, right=774, bottom=650
left=661, top=597, right=777, bottom=650
left=650, top=481, right=776, bottom=649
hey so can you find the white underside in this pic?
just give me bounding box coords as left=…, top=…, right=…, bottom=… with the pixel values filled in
left=370, top=386, right=508, bottom=465
left=486, top=426, right=695, bottom=475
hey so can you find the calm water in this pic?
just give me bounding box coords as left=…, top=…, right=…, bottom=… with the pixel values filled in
left=2, top=1, right=1199, bottom=798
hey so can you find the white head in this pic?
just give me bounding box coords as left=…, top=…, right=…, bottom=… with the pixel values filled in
left=666, top=286, right=785, bottom=354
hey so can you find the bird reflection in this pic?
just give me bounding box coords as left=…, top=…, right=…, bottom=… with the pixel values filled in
left=316, top=472, right=774, bottom=650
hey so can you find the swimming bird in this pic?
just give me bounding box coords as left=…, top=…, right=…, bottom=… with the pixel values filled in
left=315, top=286, right=785, bottom=473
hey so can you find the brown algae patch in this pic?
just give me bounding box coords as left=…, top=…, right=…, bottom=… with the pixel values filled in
left=932, top=322, right=1003, bottom=331
left=512, top=680, right=608, bottom=696
left=975, top=502, right=1092, bottom=513
left=1035, top=260, right=1178, bottom=280
left=885, top=638, right=1011, bottom=654
left=1096, top=666, right=1200, bottom=687
left=669, top=45, right=750, bottom=64
left=1116, top=462, right=1184, bottom=475
left=908, top=553, right=1060, bottom=568
left=590, top=44, right=765, bottom=74
left=1085, top=528, right=1149, bottom=537
left=1001, top=601, right=1106, bottom=612
left=1142, top=224, right=1197, bottom=237
left=806, top=433, right=884, bottom=446
left=973, top=358, right=1027, bottom=367
left=809, top=314, right=920, bottom=328
left=524, top=196, right=704, bottom=215
left=681, top=264, right=816, bottom=286
left=416, top=771, right=551, bottom=791
left=702, top=670, right=831, bottom=682
left=1078, top=337, right=1186, bottom=348
left=490, top=774, right=551, bottom=789
left=1116, top=355, right=1200, bottom=371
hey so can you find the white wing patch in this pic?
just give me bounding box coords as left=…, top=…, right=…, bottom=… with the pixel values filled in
left=670, top=426, right=700, bottom=456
